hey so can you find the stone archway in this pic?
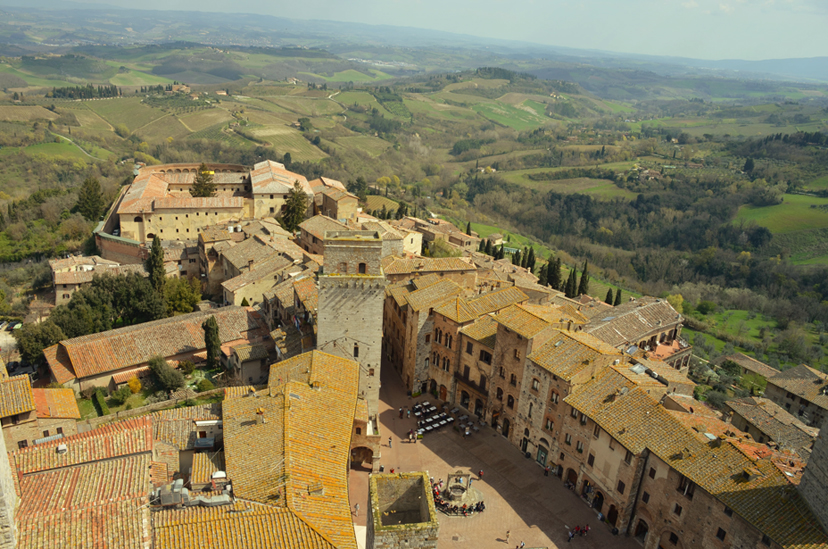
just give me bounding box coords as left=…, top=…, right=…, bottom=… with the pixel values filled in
left=566, top=468, right=578, bottom=486
left=634, top=519, right=649, bottom=543
left=440, top=385, right=448, bottom=401
left=502, top=418, right=511, bottom=437
left=350, top=446, right=373, bottom=471
left=657, top=530, right=684, bottom=549
left=592, top=491, right=604, bottom=513
left=607, top=505, right=619, bottom=527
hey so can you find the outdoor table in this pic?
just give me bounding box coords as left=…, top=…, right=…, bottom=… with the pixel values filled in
left=422, top=401, right=430, bottom=407
left=459, top=415, right=468, bottom=422
left=425, top=425, right=433, bottom=431
left=414, top=410, right=422, bottom=417
left=446, top=417, right=455, bottom=423
left=473, top=425, right=480, bottom=432
left=417, top=429, right=425, bottom=435
left=428, top=406, right=437, bottom=413
left=450, top=408, right=460, bottom=415
left=439, top=420, right=447, bottom=427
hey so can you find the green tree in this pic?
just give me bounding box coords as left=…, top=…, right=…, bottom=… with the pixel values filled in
left=485, top=240, right=493, bottom=256
left=605, top=288, right=614, bottom=305
left=278, top=181, right=310, bottom=232
left=75, top=177, right=105, bottom=221
left=666, top=294, right=684, bottom=314
left=347, top=176, right=368, bottom=202
left=164, top=276, right=201, bottom=314
left=148, top=355, right=184, bottom=392
left=538, top=263, right=548, bottom=286
left=465, top=221, right=472, bottom=236
left=743, top=157, right=755, bottom=173
left=527, top=248, right=536, bottom=271
left=548, top=257, right=562, bottom=290
left=283, top=152, right=292, bottom=167
left=240, top=297, right=250, bottom=306
left=202, top=315, right=221, bottom=370
left=14, top=321, right=66, bottom=364
left=614, top=289, right=623, bottom=306
left=189, top=163, right=216, bottom=197
left=564, top=268, right=577, bottom=298
left=577, top=260, right=590, bottom=296
left=145, top=235, right=165, bottom=293
left=512, top=250, right=522, bottom=266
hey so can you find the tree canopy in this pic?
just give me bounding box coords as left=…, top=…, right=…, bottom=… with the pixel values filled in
left=148, top=355, right=184, bottom=392
left=164, top=276, right=201, bottom=314
left=202, top=315, right=220, bottom=370
left=75, top=177, right=105, bottom=221
left=14, top=321, right=66, bottom=364
left=146, top=235, right=165, bottom=293
left=189, top=162, right=216, bottom=197
left=278, top=181, right=309, bottom=233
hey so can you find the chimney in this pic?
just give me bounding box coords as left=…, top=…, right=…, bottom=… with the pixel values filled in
left=248, top=259, right=254, bottom=270
left=256, top=407, right=267, bottom=424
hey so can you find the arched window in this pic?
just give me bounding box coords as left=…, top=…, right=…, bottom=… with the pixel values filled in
left=479, top=375, right=486, bottom=391
left=358, top=263, right=367, bottom=274
left=353, top=344, right=359, bottom=358
left=442, top=357, right=446, bottom=369
left=133, top=216, right=142, bottom=223
left=496, top=388, right=503, bottom=401
left=446, top=359, right=450, bottom=372
left=507, top=395, right=515, bottom=409
left=528, top=402, right=533, bottom=418
left=510, top=373, right=517, bottom=387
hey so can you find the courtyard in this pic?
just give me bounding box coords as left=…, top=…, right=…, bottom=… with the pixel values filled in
left=349, top=366, right=642, bottom=549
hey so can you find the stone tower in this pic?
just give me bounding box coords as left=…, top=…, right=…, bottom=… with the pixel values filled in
left=799, top=416, right=828, bottom=532
left=0, top=423, right=16, bottom=548
left=317, top=230, right=387, bottom=417
left=366, top=472, right=439, bottom=549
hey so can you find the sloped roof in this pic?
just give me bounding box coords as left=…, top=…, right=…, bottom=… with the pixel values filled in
left=767, top=365, right=828, bottom=409
left=222, top=351, right=359, bottom=549
left=565, top=369, right=828, bottom=548
left=293, top=276, right=318, bottom=313
left=47, top=307, right=263, bottom=380
left=528, top=330, right=621, bottom=381
left=32, top=388, right=80, bottom=419
left=298, top=215, right=348, bottom=240
left=54, top=264, right=147, bottom=286
left=309, top=176, right=346, bottom=193
left=251, top=160, right=311, bottom=195
left=382, top=256, right=475, bottom=275
left=584, top=296, right=683, bottom=348
left=191, top=451, right=225, bottom=487
left=405, top=279, right=464, bottom=312
left=727, top=397, right=818, bottom=454
left=434, top=286, right=529, bottom=324
left=494, top=303, right=563, bottom=339
left=151, top=403, right=222, bottom=451
left=0, top=374, right=35, bottom=418
left=43, top=344, right=75, bottom=385
left=221, top=254, right=292, bottom=293
left=460, top=316, right=499, bottom=349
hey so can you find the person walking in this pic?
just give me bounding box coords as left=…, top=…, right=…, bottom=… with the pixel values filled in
left=478, top=470, right=484, bottom=479
left=407, top=408, right=411, bottom=419
left=354, top=503, right=359, bottom=517
left=399, top=407, right=403, bottom=419
left=519, top=542, right=525, bottom=548
left=582, top=524, right=589, bottom=536
left=567, top=530, right=574, bottom=543
left=388, top=436, right=392, bottom=448
left=506, top=530, right=511, bottom=543
left=544, top=465, right=550, bottom=476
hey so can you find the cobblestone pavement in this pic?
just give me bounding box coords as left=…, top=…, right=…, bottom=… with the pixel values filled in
left=348, top=365, right=642, bottom=549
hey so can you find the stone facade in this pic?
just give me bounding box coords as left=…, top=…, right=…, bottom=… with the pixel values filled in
left=800, top=417, right=828, bottom=533
left=0, top=428, right=15, bottom=549
left=2, top=416, right=77, bottom=450
left=317, top=231, right=387, bottom=416
left=367, top=472, right=439, bottom=549
left=630, top=452, right=780, bottom=549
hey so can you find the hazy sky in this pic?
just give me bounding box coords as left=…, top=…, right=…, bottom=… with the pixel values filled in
left=88, top=0, right=826, bottom=61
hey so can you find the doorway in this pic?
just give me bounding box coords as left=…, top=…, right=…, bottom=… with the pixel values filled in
left=439, top=385, right=447, bottom=401
left=502, top=418, right=511, bottom=437
left=592, top=491, right=604, bottom=513
left=607, top=505, right=618, bottom=526
left=521, top=437, right=529, bottom=453
left=536, top=445, right=548, bottom=466
left=474, top=399, right=483, bottom=417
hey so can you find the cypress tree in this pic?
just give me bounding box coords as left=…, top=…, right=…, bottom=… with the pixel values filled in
left=527, top=247, right=536, bottom=271
left=466, top=221, right=471, bottom=236
left=478, top=239, right=485, bottom=253
left=496, top=245, right=505, bottom=260
left=521, top=247, right=529, bottom=268
left=202, top=316, right=220, bottom=370
left=485, top=239, right=493, bottom=256
left=548, top=257, right=561, bottom=290
left=605, top=288, right=614, bottom=305
left=538, top=263, right=548, bottom=286
left=145, top=235, right=165, bottom=293
left=614, top=289, right=623, bottom=306
left=577, top=260, right=590, bottom=296
left=76, top=177, right=104, bottom=221
left=565, top=268, right=577, bottom=298
left=512, top=250, right=522, bottom=266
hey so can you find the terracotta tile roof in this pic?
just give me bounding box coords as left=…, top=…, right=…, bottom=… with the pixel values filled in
left=43, top=344, right=76, bottom=384
left=293, top=276, right=318, bottom=312
left=152, top=404, right=221, bottom=451
left=727, top=397, right=818, bottom=455
left=361, top=221, right=403, bottom=241
left=221, top=236, right=280, bottom=272
left=298, top=215, right=349, bottom=240
left=266, top=276, right=298, bottom=307
left=32, top=388, right=80, bottom=419
left=234, top=343, right=269, bottom=363
left=111, top=366, right=150, bottom=385
left=767, top=365, right=828, bottom=409
left=54, top=264, right=147, bottom=285
left=494, top=303, right=565, bottom=339
left=11, top=417, right=153, bottom=475
left=318, top=187, right=356, bottom=202
left=435, top=286, right=529, bottom=324
left=404, top=278, right=464, bottom=312
left=382, top=256, right=475, bottom=275
left=251, top=160, right=312, bottom=195
left=17, top=499, right=151, bottom=549
left=666, top=410, right=746, bottom=442
left=117, top=171, right=170, bottom=215
left=152, top=503, right=335, bottom=549
left=49, top=255, right=118, bottom=271
left=565, top=369, right=828, bottom=548
left=627, top=357, right=695, bottom=386
left=529, top=330, right=622, bottom=380
left=48, top=307, right=263, bottom=380
left=224, top=386, right=257, bottom=399
left=150, top=461, right=169, bottom=487
left=309, top=176, right=347, bottom=193
left=521, top=302, right=588, bottom=326
left=460, top=316, right=498, bottom=349
left=191, top=451, right=225, bottom=486
left=386, top=282, right=413, bottom=307
left=221, top=254, right=292, bottom=292
left=0, top=374, right=35, bottom=418
left=223, top=351, right=359, bottom=549
left=17, top=453, right=151, bottom=517
left=584, top=296, right=683, bottom=348
left=410, top=273, right=441, bottom=289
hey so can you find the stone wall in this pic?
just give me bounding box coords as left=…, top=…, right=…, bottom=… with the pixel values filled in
left=800, top=417, right=828, bottom=533
left=317, top=231, right=386, bottom=416
left=0, top=425, right=15, bottom=549
left=367, top=472, right=439, bottom=549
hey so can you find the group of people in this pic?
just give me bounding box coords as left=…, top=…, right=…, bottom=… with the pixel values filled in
left=431, top=478, right=485, bottom=517
left=567, top=524, right=590, bottom=542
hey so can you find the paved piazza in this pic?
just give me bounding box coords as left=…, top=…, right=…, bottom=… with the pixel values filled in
left=349, top=367, right=642, bottom=549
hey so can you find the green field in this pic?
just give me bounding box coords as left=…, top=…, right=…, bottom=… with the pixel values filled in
left=109, top=71, right=174, bottom=87
left=0, top=64, right=78, bottom=89
left=336, top=135, right=391, bottom=156
left=365, top=195, right=399, bottom=213
left=178, top=109, right=234, bottom=132
left=135, top=115, right=191, bottom=142
left=248, top=126, right=326, bottom=162
left=806, top=175, right=828, bottom=190
left=25, top=141, right=89, bottom=161
left=86, top=97, right=164, bottom=131
left=736, top=194, right=828, bottom=234
left=471, top=102, right=548, bottom=130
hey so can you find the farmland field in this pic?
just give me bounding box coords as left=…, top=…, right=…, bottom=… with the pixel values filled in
left=188, top=123, right=252, bottom=148
left=735, top=194, right=828, bottom=234
left=471, top=102, right=547, bottom=131
left=0, top=105, right=58, bottom=122
left=85, top=98, right=164, bottom=131
left=298, top=69, right=392, bottom=82
left=178, top=109, right=234, bottom=132
left=336, top=135, right=391, bottom=156
left=247, top=126, right=326, bottom=162
left=25, top=141, right=89, bottom=161
left=365, top=195, right=399, bottom=213
left=109, top=71, right=174, bottom=87
left=135, top=115, right=191, bottom=142
left=268, top=96, right=344, bottom=117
